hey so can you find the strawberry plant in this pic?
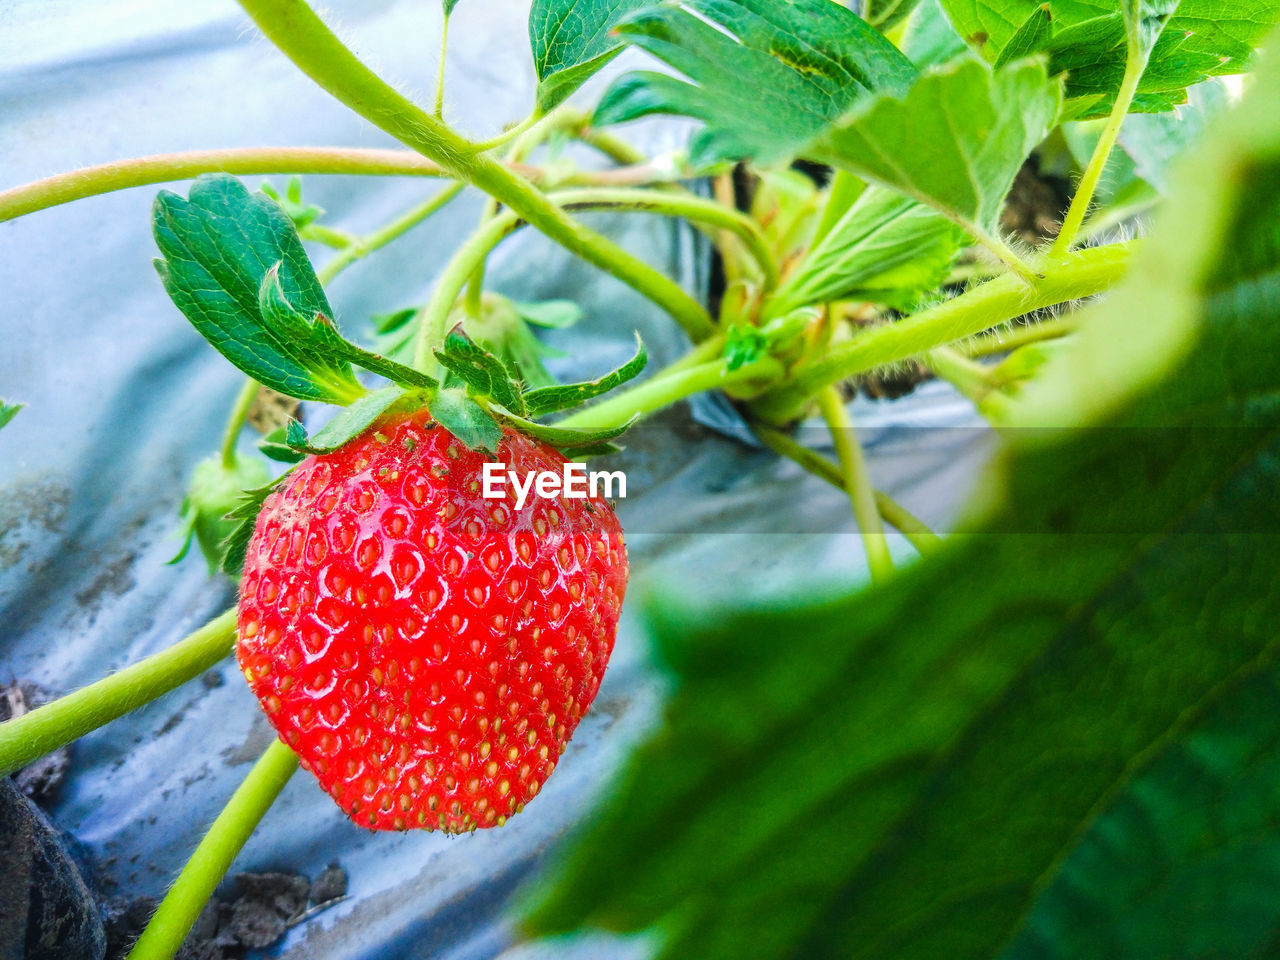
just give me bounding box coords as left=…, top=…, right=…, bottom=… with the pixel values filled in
left=2, top=0, right=1279, bottom=957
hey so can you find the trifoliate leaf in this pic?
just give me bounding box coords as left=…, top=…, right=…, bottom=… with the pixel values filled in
left=153, top=174, right=366, bottom=405
left=522, top=334, right=647, bottom=417
left=170, top=454, right=273, bottom=575
left=530, top=0, right=652, bottom=112
left=808, top=57, right=1062, bottom=244
left=0, top=400, right=23, bottom=431
left=593, top=0, right=917, bottom=168
left=435, top=325, right=527, bottom=416
left=769, top=187, right=963, bottom=315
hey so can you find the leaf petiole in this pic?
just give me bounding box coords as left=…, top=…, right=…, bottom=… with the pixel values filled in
left=815, top=387, right=894, bottom=582
left=0, top=609, right=238, bottom=779
left=220, top=378, right=261, bottom=470
left=126, top=740, right=299, bottom=960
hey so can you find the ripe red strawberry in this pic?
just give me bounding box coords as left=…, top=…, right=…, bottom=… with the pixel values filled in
left=235, top=408, right=627, bottom=832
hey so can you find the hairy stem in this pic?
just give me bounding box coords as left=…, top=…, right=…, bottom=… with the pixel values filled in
left=235, top=0, right=713, bottom=340
left=0, top=147, right=449, bottom=222
left=927, top=345, right=991, bottom=405
left=555, top=356, right=784, bottom=431
left=412, top=188, right=779, bottom=372
left=434, top=11, right=450, bottom=119
left=0, top=610, right=237, bottom=779
left=316, top=180, right=465, bottom=285
left=816, top=388, right=894, bottom=582
left=1051, top=50, right=1147, bottom=255
left=220, top=379, right=261, bottom=469
left=126, top=740, right=299, bottom=960
left=753, top=240, right=1134, bottom=422
left=960, top=316, right=1077, bottom=358
left=753, top=424, right=941, bottom=554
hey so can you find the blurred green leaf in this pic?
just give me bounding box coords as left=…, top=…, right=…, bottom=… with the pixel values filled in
left=512, top=299, right=583, bottom=329
left=0, top=400, right=23, bottom=431
left=1117, top=78, right=1229, bottom=191
left=443, top=0, right=464, bottom=13
left=1003, top=665, right=1280, bottom=959
left=593, top=0, right=916, bottom=168
left=808, top=57, right=1061, bottom=242
left=943, top=0, right=1280, bottom=116
left=769, top=187, right=963, bottom=315
left=901, top=0, right=969, bottom=68
left=529, top=0, right=651, bottom=112
left=528, top=37, right=1280, bottom=960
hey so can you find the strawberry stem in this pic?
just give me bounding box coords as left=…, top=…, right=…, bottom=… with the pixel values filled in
left=0, top=609, right=237, bottom=779
left=220, top=379, right=261, bottom=470
left=753, top=423, right=941, bottom=554
left=752, top=240, right=1135, bottom=423
left=815, top=387, right=895, bottom=582
left=126, top=740, right=299, bottom=960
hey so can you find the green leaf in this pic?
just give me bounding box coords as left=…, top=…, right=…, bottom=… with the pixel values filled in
left=527, top=36, right=1280, bottom=960
left=522, top=334, right=647, bottom=417
left=434, top=325, right=527, bottom=415
left=1117, top=77, right=1229, bottom=191
left=808, top=56, right=1062, bottom=245
left=530, top=0, right=652, bottom=112
left=593, top=0, right=917, bottom=168
left=0, top=400, right=23, bottom=431
left=153, top=174, right=366, bottom=405
left=1004, top=665, right=1280, bottom=959
left=304, top=386, right=405, bottom=453
left=220, top=471, right=291, bottom=576
left=769, top=187, right=963, bottom=315
left=943, top=0, right=1280, bottom=116
left=994, top=3, right=1054, bottom=67
left=443, top=0, right=464, bottom=13
left=901, top=0, right=970, bottom=69
left=428, top=388, right=504, bottom=455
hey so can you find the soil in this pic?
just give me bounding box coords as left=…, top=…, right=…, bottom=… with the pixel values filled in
left=101, top=865, right=348, bottom=960
left=1, top=681, right=71, bottom=804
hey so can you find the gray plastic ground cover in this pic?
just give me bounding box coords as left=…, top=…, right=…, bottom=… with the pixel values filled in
left=0, top=2, right=986, bottom=957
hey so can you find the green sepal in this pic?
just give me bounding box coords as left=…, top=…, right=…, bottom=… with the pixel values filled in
left=428, top=388, right=504, bottom=455
left=434, top=325, right=526, bottom=415
left=494, top=407, right=638, bottom=453
left=220, top=470, right=292, bottom=576
left=302, top=387, right=406, bottom=453
left=258, top=425, right=307, bottom=464
left=0, top=400, right=23, bottom=431
left=170, top=454, right=273, bottom=575
left=260, top=176, right=323, bottom=231
left=522, top=334, right=647, bottom=417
